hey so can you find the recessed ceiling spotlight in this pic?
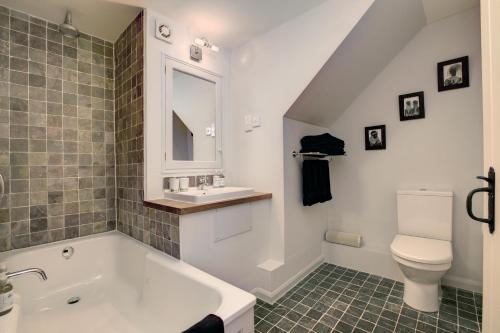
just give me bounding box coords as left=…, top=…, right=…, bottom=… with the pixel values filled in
left=194, top=37, right=219, bottom=52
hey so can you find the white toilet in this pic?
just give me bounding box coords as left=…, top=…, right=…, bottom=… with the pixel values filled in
left=390, top=190, right=453, bottom=312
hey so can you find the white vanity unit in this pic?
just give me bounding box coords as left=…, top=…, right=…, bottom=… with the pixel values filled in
left=145, top=191, right=272, bottom=292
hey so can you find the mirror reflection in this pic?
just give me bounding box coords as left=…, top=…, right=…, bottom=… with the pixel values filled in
left=172, top=69, right=216, bottom=161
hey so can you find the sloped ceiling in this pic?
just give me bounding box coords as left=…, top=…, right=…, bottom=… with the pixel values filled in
left=0, top=0, right=141, bottom=41
left=285, top=0, right=480, bottom=127
left=285, top=0, right=427, bottom=126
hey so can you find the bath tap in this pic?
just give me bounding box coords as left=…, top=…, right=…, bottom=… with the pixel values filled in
left=7, top=268, right=48, bottom=281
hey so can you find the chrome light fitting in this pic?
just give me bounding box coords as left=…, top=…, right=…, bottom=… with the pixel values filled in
left=194, top=37, right=219, bottom=52
left=190, top=37, right=219, bottom=62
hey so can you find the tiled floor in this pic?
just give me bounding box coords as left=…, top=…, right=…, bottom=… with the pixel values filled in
left=254, top=263, right=482, bottom=333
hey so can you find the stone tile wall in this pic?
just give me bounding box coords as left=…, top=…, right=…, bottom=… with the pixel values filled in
left=0, top=7, right=116, bottom=251
left=0, top=7, right=180, bottom=258
left=114, top=12, right=180, bottom=259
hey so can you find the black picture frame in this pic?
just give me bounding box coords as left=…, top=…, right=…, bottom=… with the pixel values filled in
left=437, top=56, right=469, bottom=92
left=365, top=125, right=386, bottom=150
left=398, top=91, right=425, bottom=121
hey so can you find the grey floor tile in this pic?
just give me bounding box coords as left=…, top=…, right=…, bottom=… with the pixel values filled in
left=255, top=263, right=482, bottom=332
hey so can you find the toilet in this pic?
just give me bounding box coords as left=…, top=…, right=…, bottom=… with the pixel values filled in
left=391, top=190, right=453, bottom=312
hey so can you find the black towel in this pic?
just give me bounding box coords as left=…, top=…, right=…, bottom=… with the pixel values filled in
left=300, top=133, right=345, bottom=156
left=302, top=160, right=332, bottom=206
left=183, top=314, right=224, bottom=333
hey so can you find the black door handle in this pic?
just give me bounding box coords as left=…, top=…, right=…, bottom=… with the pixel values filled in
left=466, top=167, right=495, bottom=233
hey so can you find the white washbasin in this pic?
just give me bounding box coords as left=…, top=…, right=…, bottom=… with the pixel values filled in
left=164, top=187, right=254, bottom=203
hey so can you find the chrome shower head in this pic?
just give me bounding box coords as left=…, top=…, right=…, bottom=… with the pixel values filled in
left=59, top=10, right=79, bottom=38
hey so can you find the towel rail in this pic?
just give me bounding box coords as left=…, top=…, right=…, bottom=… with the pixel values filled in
left=291, top=150, right=334, bottom=161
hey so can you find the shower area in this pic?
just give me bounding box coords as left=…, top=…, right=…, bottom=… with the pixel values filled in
left=0, top=3, right=178, bottom=255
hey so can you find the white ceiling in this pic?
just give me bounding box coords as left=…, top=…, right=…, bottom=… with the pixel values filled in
left=114, top=0, right=328, bottom=48
left=0, top=0, right=477, bottom=48
left=0, top=0, right=329, bottom=47
left=422, top=0, right=479, bottom=24
left=0, top=0, right=141, bottom=41
left=109, top=0, right=478, bottom=48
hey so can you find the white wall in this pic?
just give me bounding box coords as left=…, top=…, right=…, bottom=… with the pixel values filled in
left=328, top=8, right=483, bottom=290
left=283, top=118, right=329, bottom=272
left=174, top=119, right=330, bottom=296
left=229, top=0, right=374, bottom=291
left=142, top=3, right=374, bottom=297
left=144, top=9, right=231, bottom=198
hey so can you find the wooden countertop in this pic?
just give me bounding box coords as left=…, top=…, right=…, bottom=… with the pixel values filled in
left=143, top=192, right=272, bottom=215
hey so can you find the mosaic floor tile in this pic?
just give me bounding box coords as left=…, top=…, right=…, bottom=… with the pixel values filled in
left=255, top=263, right=482, bottom=333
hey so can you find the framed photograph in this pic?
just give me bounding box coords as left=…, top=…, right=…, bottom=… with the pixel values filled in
left=437, top=56, right=469, bottom=92
left=399, top=91, right=425, bottom=121
left=365, top=125, right=386, bottom=150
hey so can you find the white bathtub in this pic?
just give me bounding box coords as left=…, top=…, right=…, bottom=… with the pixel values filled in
left=0, top=231, right=255, bottom=333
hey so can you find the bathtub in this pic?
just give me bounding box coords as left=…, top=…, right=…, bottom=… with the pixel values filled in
left=0, top=231, right=255, bottom=333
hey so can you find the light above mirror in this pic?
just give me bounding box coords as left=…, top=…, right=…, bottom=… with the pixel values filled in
left=194, top=37, right=220, bottom=52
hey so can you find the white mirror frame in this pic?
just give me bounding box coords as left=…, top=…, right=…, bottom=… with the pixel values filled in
left=162, top=54, right=223, bottom=173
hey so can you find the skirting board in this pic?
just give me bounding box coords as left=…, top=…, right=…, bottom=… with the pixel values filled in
left=322, top=241, right=403, bottom=281
left=322, top=241, right=482, bottom=293
left=251, top=255, right=324, bottom=304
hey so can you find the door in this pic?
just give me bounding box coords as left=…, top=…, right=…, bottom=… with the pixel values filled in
left=480, top=0, right=500, bottom=331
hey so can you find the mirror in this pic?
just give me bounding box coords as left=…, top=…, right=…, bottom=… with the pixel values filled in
left=172, top=69, right=216, bottom=161
left=163, top=56, right=222, bottom=172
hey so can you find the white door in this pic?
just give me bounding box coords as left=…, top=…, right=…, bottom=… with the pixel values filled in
left=479, top=0, right=500, bottom=331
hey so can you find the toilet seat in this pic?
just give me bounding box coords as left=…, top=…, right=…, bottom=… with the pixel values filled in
left=392, top=252, right=451, bottom=272
left=391, top=234, right=452, bottom=265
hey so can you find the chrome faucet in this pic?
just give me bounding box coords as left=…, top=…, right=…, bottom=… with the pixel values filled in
left=7, top=268, right=48, bottom=281
left=197, top=176, right=208, bottom=190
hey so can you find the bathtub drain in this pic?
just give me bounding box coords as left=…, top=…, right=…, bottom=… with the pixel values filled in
left=67, top=296, right=80, bottom=305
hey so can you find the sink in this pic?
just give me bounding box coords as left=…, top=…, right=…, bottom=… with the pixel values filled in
left=164, top=187, right=255, bottom=203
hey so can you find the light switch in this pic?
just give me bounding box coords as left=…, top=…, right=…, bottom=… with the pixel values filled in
left=244, top=115, right=253, bottom=132
left=206, top=124, right=215, bottom=137
left=252, top=115, right=261, bottom=128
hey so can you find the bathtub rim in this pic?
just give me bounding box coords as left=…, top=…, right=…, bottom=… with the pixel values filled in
left=0, top=230, right=256, bottom=325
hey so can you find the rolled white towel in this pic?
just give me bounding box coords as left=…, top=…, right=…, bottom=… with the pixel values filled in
left=325, top=230, right=362, bottom=248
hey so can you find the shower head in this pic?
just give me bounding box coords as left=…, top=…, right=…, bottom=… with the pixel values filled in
left=59, top=10, right=79, bottom=38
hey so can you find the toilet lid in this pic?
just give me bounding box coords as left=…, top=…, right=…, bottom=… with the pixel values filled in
left=391, top=234, right=452, bottom=264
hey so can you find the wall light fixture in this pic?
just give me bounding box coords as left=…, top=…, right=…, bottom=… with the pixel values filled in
left=194, top=37, right=220, bottom=52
